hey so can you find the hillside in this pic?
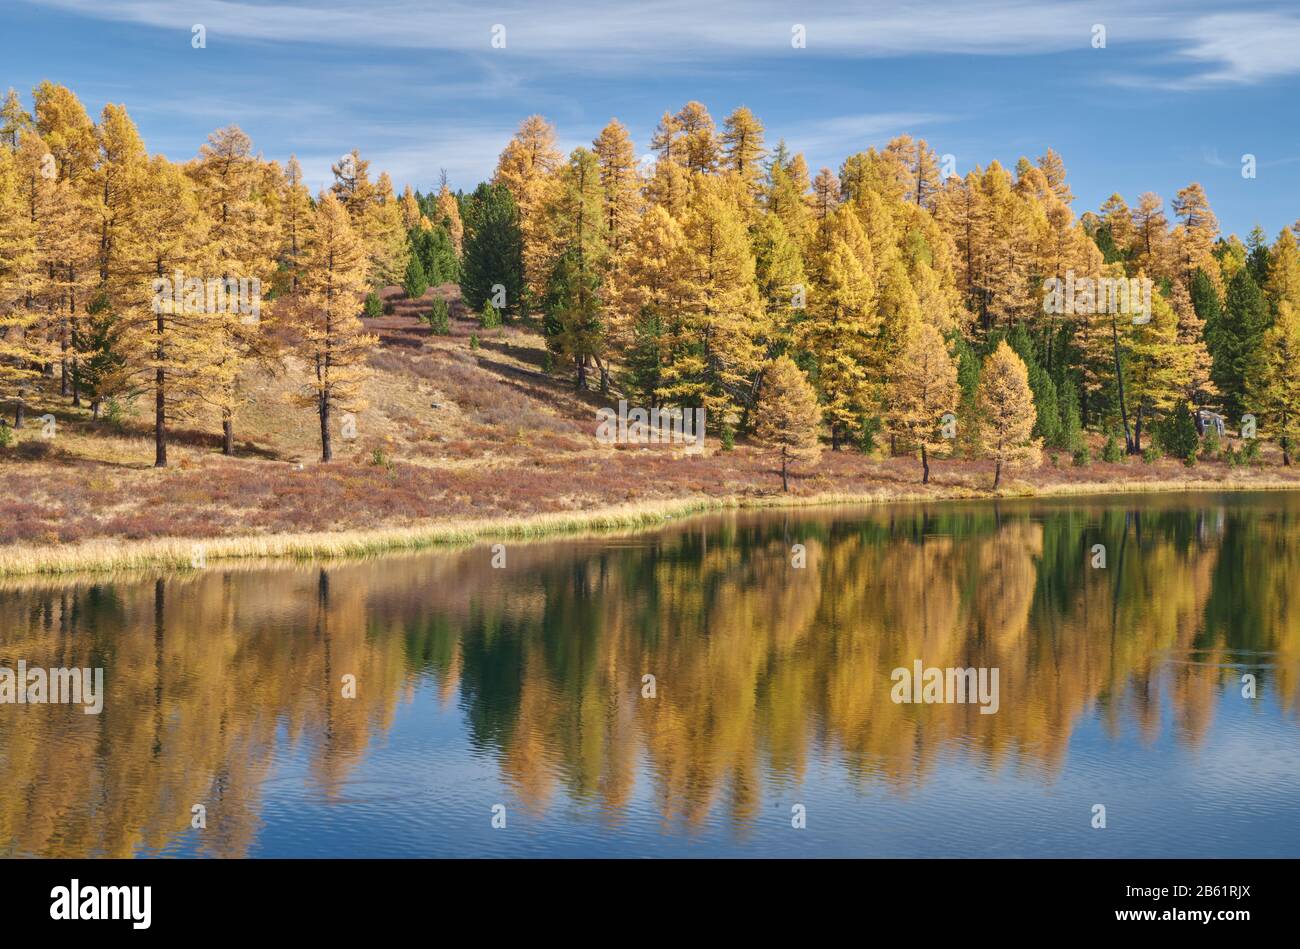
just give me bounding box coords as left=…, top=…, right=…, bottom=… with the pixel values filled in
left=3, top=282, right=1298, bottom=569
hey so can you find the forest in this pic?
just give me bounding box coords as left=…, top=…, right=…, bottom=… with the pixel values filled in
left=2, top=84, right=1300, bottom=497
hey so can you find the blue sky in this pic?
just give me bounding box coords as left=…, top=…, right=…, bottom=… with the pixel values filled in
left=2, top=0, right=1297, bottom=237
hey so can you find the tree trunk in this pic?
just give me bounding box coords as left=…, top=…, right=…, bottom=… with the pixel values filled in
left=222, top=414, right=234, bottom=456
left=781, top=449, right=789, bottom=492
left=155, top=365, right=167, bottom=468
left=14, top=391, right=25, bottom=428
left=319, top=391, right=332, bottom=463
left=1110, top=316, right=1133, bottom=453
left=91, top=399, right=101, bottom=420
left=993, top=458, right=1002, bottom=489
left=921, top=444, right=930, bottom=484
left=1132, top=403, right=1144, bottom=455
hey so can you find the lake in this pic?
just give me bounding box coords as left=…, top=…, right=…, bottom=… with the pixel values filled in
left=1, top=492, right=1297, bottom=857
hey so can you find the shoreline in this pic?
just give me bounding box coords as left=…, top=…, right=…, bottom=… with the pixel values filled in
left=3, top=475, right=1299, bottom=578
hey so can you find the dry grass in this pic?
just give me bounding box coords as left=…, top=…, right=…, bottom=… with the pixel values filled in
left=5, top=285, right=1300, bottom=575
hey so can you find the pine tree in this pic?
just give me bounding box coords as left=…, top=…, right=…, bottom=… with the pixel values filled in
left=459, top=182, right=523, bottom=318
left=0, top=88, right=33, bottom=148
left=1211, top=268, right=1270, bottom=419
left=976, top=340, right=1041, bottom=487
left=292, top=194, right=376, bottom=462
left=753, top=355, right=822, bottom=491
left=886, top=323, right=959, bottom=482
left=403, top=253, right=428, bottom=299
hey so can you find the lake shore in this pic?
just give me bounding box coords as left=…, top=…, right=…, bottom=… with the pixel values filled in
left=4, top=466, right=1299, bottom=577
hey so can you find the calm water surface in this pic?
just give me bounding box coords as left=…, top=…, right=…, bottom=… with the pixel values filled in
left=2, top=493, right=1298, bottom=857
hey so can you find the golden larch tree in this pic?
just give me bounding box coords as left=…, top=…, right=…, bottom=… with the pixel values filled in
left=976, top=340, right=1041, bottom=488
left=754, top=355, right=822, bottom=491
left=292, top=194, right=375, bottom=462
left=887, top=323, right=959, bottom=483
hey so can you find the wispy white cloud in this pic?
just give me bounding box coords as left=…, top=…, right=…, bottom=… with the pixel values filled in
left=24, top=0, right=1300, bottom=87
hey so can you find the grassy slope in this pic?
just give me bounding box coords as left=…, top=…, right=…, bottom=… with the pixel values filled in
left=3, top=284, right=1299, bottom=574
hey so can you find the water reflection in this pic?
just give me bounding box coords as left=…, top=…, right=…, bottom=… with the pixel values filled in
left=1, top=494, right=1297, bottom=857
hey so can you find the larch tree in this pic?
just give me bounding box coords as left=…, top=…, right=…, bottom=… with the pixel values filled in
left=607, top=203, right=689, bottom=405
left=674, top=101, right=719, bottom=175
left=659, top=175, right=764, bottom=426
left=0, top=142, right=43, bottom=426
left=801, top=206, right=876, bottom=448
left=122, top=156, right=213, bottom=467
left=434, top=179, right=464, bottom=257
left=0, top=88, right=33, bottom=148
left=542, top=147, right=607, bottom=390
left=292, top=194, right=375, bottom=462
left=192, top=124, right=275, bottom=455
left=753, top=355, right=822, bottom=491
left=886, top=322, right=959, bottom=483
left=592, top=119, right=642, bottom=262
left=278, top=155, right=313, bottom=293
left=493, top=115, right=563, bottom=312
left=720, top=106, right=765, bottom=200
left=1249, top=301, right=1300, bottom=465
left=976, top=340, right=1041, bottom=488
left=1172, top=183, right=1219, bottom=286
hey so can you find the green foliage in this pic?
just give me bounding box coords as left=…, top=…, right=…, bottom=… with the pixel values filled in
left=72, top=292, right=126, bottom=405
left=1057, top=376, right=1083, bottom=452
left=469, top=334, right=480, bottom=350
left=1201, top=426, right=1222, bottom=460
left=720, top=423, right=735, bottom=452
left=1102, top=432, right=1124, bottom=463
left=1142, top=445, right=1160, bottom=464
left=424, top=299, right=450, bottom=335
left=0, top=422, right=13, bottom=449
left=363, top=291, right=383, bottom=318
left=1156, top=403, right=1200, bottom=460
left=1244, top=438, right=1262, bottom=465
left=479, top=301, right=502, bottom=329
left=1209, top=268, right=1269, bottom=418
left=1072, top=445, right=1090, bottom=467
left=403, top=253, right=428, bottom=299
left=409, top=224, right=459, bottom=286
left=459, top=182, right=524, bottom=318
left=623, top=314, right=664, bottom=406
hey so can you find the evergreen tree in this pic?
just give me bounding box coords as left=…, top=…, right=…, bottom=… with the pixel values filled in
left=459, top=182, right=524, bottom=318
left=1211, top=268, right=1270, bottom=419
